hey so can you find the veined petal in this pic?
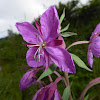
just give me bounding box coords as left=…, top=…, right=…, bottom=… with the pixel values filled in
left=46, top=46, right=76, bottom=73
left=91, top=37, right=100, bottom=57
left=40, top=6, right=59, bottom=43
left=32, top=80, right=60, bottom=100
left=92, top=23, right=100, bottom=36
left=26, top=47, right=45, bottom=67
left=87, top=48, right=93, bottom=68
left=32, top=83, right=53, bottom=100
left=16, top=22, right=40, bottom=44
left=44, top=83, right=57, bottom=100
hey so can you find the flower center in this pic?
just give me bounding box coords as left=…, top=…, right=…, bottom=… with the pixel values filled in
left=27, top=42, right=46, bottom=63
left=42, top=42, right=46, bottom=48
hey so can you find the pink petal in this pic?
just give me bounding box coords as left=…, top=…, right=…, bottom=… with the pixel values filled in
left=35, top=19, right=43, bottom=37
left=40, top=6, right=59, bottom=43
left=54, top=89, right=60, bottom=100
left=46, top=46, right=76, bottom=73
left=58, top=33, right=66, bottom=48
left=44, top=50, right=50, bottom=70
left=26, top=47, right=45, bottom=67
left=87, top=48, right=93, bottom=68
left=47, top=40, right=63, bottom=47
left=92, top=23, right=100, bottom=36
left=90, top=37, right=100, bottom=57
left=15, top=22, right=40, bottom=44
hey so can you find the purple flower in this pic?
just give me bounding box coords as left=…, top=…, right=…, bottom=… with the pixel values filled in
left=20, top=68, right=39, bottom=90
left=0, top=67, right=2, bottom=71
left=16, top=6, right=76, bottom=73
left=87, top=23, right=100, bottom=67
left=20, top=67, right=23, bottom=71
left=32, top=82, right=61, bottom=100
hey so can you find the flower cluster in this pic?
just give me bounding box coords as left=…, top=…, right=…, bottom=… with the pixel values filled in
left=15, top=5, right=100, bottom=100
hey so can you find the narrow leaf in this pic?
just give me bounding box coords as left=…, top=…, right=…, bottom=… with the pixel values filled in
left=60, top=24, right=70, bottom=33
left=62, top=86, right=70, bottom=100
left=37, top=64, right=57, bottom=81
left=70, top=53, right=92, bottom=72
left=61, top=32, right=77, bottom=37
left=59, top=8, right=65, bottom=25
left=79, top=77, right=100, bottom=100
left=84, top=94, right=89, bottom=100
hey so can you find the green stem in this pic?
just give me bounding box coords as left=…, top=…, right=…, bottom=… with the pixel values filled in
left=65, top=72, right=72, bottom=100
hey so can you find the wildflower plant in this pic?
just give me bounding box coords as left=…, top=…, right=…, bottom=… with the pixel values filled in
left=16, top=5, right=100, bottom=100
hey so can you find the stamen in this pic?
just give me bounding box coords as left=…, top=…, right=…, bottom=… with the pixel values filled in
left=33, top=47, right=40, bottom=59
left=38, top=47, right=41, bottom=63
left=39, top=59, right=40, bottom=63
left=36, top=34, right=43, bottom=43
left=36, top=34, right=40, bottom=44
left=33, top=46, right=42, bottom=63
left=34, top=55, right=36, bottom=59
left=25, top=41, right=45, bottom=62
left=27, top=44, right=40, bottom=48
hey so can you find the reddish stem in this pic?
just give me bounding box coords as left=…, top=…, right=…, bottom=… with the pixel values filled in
left=66, top=41, right=89, bottom=50
left=54, top=76, right=63, bottom=84
left=54, top=71, right=67, bottom=87
left=48, top=75, right=53, bottom=83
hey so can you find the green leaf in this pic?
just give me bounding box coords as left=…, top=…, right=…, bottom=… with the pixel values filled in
left=84, top=94, right=89, bottom=100
left=70, top=53, right=92, bottom=72
left=59, top=8, right=65, bottom=25
left=62, top=86, right=70, bottom=100
left=61, top=32, right=77, bottom=37
left=37, top=64, right=57, bottom=81
left=79, top=77, right=100, bottom=100
left=60, top=24, right=70, bottom=33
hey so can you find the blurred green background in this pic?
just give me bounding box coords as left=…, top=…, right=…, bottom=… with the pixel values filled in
left=0, top=0, right=100, bottom=99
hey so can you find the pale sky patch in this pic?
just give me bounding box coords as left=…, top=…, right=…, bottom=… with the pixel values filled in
left=0, top=0, right=88, bottom=38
